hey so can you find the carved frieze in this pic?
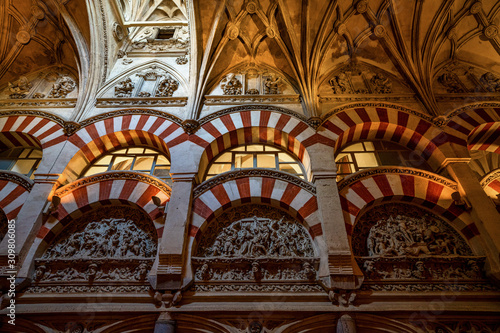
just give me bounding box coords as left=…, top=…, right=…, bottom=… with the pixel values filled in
left=35, top=206, right=157, bottom=285
left=196, top=216, right=314, bottom=258
left=193, top=205, right=319, bottom=288
left=25, top=285, right=151, bottom=293
left=353, top=203, right=486, bottom=289
left=192, top=283, right=324, bottom=292
left=327, top=66, right=398, bottom=95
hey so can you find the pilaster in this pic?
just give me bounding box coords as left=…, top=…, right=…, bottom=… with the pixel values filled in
left=445, top=160, right=500, bottom=280
left=149, top=172, right=196, bottom=290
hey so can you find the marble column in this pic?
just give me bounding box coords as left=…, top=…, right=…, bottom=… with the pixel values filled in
left=154, top=313, right=176, bottom=333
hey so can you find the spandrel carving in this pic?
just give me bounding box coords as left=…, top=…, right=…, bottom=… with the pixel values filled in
left=155, top=75, right=179, bottom=97
left=114, top=78, right=135, bottom=97
left=221, top=74, right=243, bottom=95
left=8, top=76, right=32, bottom=98
left=48, top=75, right=76, bottom=98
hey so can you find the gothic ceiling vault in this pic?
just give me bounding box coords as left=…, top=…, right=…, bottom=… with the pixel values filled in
left=0, top=0, right=498, bottom=121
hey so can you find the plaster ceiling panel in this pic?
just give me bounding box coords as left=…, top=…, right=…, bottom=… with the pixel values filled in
left=2, top=41, right=55, bottom=84
left=229, top=0, right=245, bottom=14
left=343, top=12, right=370, bottom=41
left=457, top=38, right=500, bottom=73
left=307, top=0, right=332, bottom=46
left=280, top=0, right=302, bottom=42
left=355, top=37, right=396, bottom=74
left=239, top=13, right=266, bottom=47
left=318, top=36, right=350, bottom=76
left=254, top=37, right=295, bottom=81
left=417, top=0, right=445, bottom=51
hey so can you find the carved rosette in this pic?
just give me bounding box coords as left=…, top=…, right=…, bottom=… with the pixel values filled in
left=34, top=206, right=157, bottom=286
left=193, top=205, right=320, bottom=290
left=352, top=203, right=486, bottom=289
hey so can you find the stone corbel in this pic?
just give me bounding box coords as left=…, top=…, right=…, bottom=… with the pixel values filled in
left=321, top=253, right=364, bottom=293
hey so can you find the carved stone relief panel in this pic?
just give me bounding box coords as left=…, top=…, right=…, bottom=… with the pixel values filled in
left=322, top=63, right=412, bottom=96
left=108, top=66, right=181, bottom=99
left=34, top=206, right=157, bottom=285
left=0, top=70, right=78, bottom=101
left=434, top=61, right=500, bottom=94
left=193, top=204, right=319, bottom=289
left=352, top=203, right=488, bottom=290
left=210, top=64, right=297, bottom=96
left=128, top=26, right=189, bottom=53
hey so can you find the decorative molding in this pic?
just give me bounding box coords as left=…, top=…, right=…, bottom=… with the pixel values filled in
left=0, top=110, right=67, bottom=127
left=98, top=0, right=109, bottom=84
left=194, top=169, right=316, bottom=198
left=191, top=283, right=324, bottom=292
left=338, top=167, right=458, bottom=192
left=198, top=105, right=309, bottom=126
left=204, top=95, right=300, bottom=105
left=0, top=98, right=77, bottom=108
left=55, top=171, right=172, bottom=197
left=0, top=171, right=33, bottom=191
left=443, top=102, right=500, bottom=123
left=481, top=169, right=500, bottom=188
left=96, top=97, right=187, bottom=108
left=319, top=94, right=416, bottom=103
left=24, top=285, right=151, bottom=293
left=360, top=282, right=498, bottom=292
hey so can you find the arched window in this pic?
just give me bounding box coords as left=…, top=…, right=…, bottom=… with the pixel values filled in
left=335, top=141, right=432, bottom=181
left=83, top=147, right=171, bottom=183
left=0, top=148, right=42, bottom=179
left=205, top=144, right=306, bottom=180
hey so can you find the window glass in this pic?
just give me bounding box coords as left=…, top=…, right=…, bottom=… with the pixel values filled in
left=0, top=148, right=42, bottom=179
left=205, top=144, right=306, bottom=180
left=335, top=141, right=433, bottom=181
left=83, top=147, right=171, bottom=183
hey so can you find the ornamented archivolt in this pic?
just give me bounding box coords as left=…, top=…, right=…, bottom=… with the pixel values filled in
left=193, top=205, right=319, bottom=287
left=353, top=203, right=485, bottom=287
left=34, top=207, right=157, bottom=284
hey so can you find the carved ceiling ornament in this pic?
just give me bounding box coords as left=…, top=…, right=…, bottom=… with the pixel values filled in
left=221, top=73, right=243, bottom=95
left=434, top=61, right=500, bottom=94
left=352, top=203, right=486, bottom=285
left=34, top=206, right=157, bottom=284
left=325, top=64, right=405, bottom=96
left=47, top=75, right=77, bottom=98
left=192, top=204, right=319, bottom=286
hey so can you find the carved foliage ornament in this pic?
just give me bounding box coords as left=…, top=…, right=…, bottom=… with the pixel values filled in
left=221, top=73, right=243, bottom=95
left=48, top=75, right=76, bottom=98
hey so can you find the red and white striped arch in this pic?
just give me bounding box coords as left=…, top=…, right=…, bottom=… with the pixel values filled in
left=195, top=111, right=332, bottom=179
left=445, top=106, right=500, bottom=141
left=36, top=177, right=170, bottom=244
left=0, top=180, right=30, bottom=220
left=190, top=176, right=322, bottom=241
left=321, top=107, right=453, bottom=169
left=468, top=122, right=500, bottom=154
left=339, top=169, right=479, bottom=241
left=64, top=115, right=186, bottom=182
left=0, top=115, right=65, bottom=149
left=484, top=179, right=500, bottom=199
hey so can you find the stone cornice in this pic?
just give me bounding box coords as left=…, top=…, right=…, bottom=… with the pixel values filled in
left=0, top=98, right=77, bottom=108
left=204, top=94, right=301, bottom=105
left=96, top=97, right=188, bottom=108
left=0, top=171, right=33, bottom=191
left=194, top=169, right=316, bottom=198
left=337, top=167, right=458, bottom=192
left=56, top=171, right=172, bottom=197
